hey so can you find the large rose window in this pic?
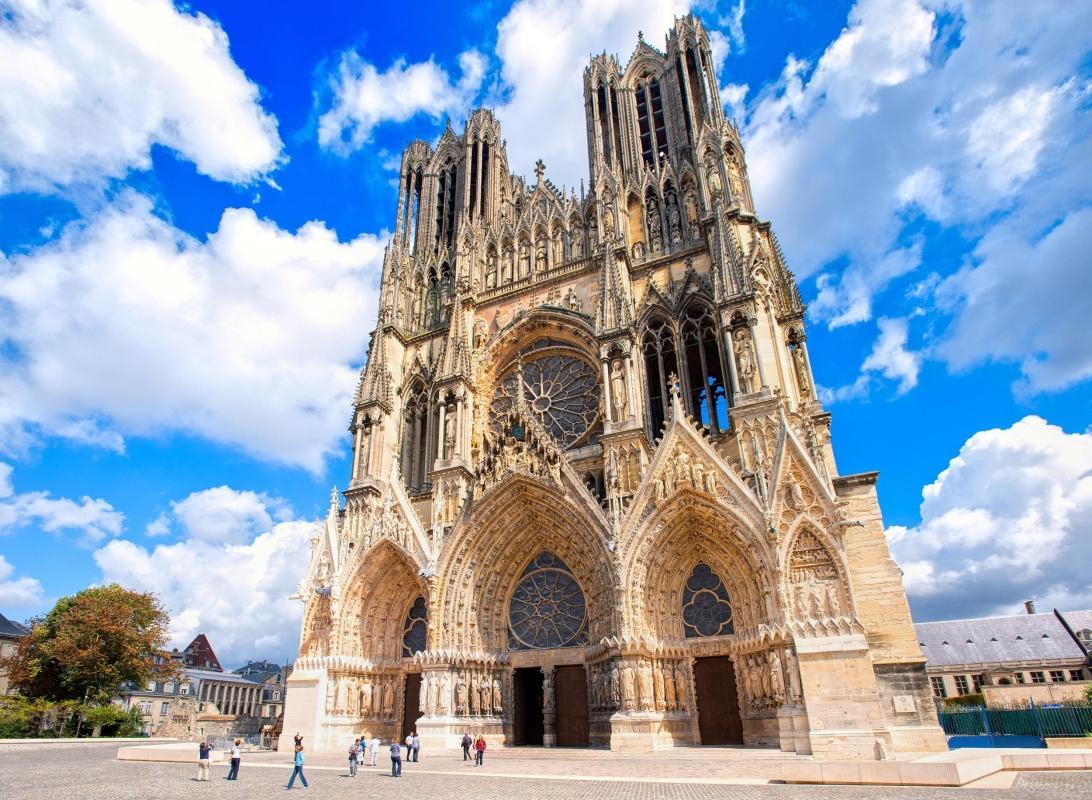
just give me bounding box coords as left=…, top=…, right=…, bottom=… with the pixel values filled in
left=508, top=552, right=588, bottom=650
left=490, top=350, right=599, bottom=448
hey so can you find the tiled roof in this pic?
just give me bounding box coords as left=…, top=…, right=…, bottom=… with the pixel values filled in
left=915, top=611, right=1088, bottom=668
left=0, top=612, right=29, bottom=638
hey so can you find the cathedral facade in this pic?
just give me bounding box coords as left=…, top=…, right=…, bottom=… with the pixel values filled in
left=281, top=16, right=946, bottom=759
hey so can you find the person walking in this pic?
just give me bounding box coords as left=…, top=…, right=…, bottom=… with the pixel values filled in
left=389, top=739, right=402, bottom=777
left=293, top=732, right=303, bottom=748
left=461, top=732, right=472, bottom=761
left=474, top=735, right=486, bottom=767
left=348, top=738, right=361, bottom=777
left=226, top=738, right=241, bottom=780
left=287, top=744, right=309, bottom=789
left=368, top=735, right=380, bottom=766
left=410, top=731, right=420, bottom=762
left=196, top=740, right=213, bottom=781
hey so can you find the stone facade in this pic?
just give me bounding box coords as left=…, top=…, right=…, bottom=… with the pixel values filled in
left=280, top=15, right=946, bottom=759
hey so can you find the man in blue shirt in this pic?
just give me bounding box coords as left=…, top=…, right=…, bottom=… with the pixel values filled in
left=389, top=739, right=402, bottom=777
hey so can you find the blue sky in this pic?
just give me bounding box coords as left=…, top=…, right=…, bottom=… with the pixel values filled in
left=0, top=0, right=1089, bottom=667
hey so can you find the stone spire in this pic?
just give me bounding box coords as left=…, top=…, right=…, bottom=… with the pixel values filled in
left=594, top=244, right=634, bottom=334
left=436, top=290, right=472, bottom=382
left=354, top=328, right=393, bottom=410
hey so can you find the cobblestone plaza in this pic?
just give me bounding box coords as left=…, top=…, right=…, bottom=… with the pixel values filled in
left=3, top=742, right=1091, bottom=799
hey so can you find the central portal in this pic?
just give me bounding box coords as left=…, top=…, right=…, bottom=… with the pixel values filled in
left=693, top=655, right=743, bottom=744
left=513, top=668, right=544, bottom=744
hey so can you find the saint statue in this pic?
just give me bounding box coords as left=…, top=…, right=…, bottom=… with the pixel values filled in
left=535, top=237, right=547, bottom=271
left=518, top=240, right=531, bottom=277
left=793, top=344, right=812, bottom=398
left=734, top=329, right=757, bottom=394
left=610, top=359, right=628, bottom=420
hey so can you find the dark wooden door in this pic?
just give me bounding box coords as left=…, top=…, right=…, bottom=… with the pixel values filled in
left=693, top=656, right=743, bottom=744
left=513, top=668, right=544, bottom=745
left=401, top=673, right=422, bottom=740
left=554, top=665, right=589, bottom=746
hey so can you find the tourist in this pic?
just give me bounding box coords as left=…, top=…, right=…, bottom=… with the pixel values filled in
left=389, top=738, right=402, bottom=777
left=368, top=735, right=380, bottom=766
left=287, top=744, right=309, bottom=789
left=348, top=738, right=361, bottom=777
left=293, top=732, right=303, bottom=748
left=461, top=731, right=472, bottom=761
left=196, top=740, right=213, bottom=781
left=474, top=735, right=486, bottom=767
left=226, top=738, right=241, bottom=780
left=410, top=731, right=421, bottom=762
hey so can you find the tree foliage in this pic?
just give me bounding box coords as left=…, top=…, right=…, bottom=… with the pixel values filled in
left=0, top=584, right=176, bottom=702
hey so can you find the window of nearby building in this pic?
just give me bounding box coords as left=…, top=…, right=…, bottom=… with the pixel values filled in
left=160, top=702, right=169, bottom=715
left=1015, top=672, right=1026, bottom=684
left=930, top=676, right=947, bottom=699
left=954, top=675, right=970, bottom=695
left=972, top=674, right=984, bottom=692
left=181, top=683, right=191, bottom=695
left=1049, top=670, right=1065, bottom=682
left=163, top=682, right=174, bottom=693
left=273, top=692, right=280, bottom=701
left=146, top=681, right=156, bottom=692
left=1031, top=671, right=1046, bottom=684
left=139, top=701, right=152, bottom=714
left=1070, top=670, right=1085, bottom=681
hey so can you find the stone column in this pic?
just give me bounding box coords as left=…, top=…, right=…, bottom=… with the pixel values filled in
left=437, top=402, right=447, bottom=462
left=455, top=395, right=464, bottom=460
left=601, top=360, right=613, bottom=422
left=350, top=422, right=363, bottom=482
left=542, top=665, right=556, bottom=747
left=724, top=329, right=741, bottom=402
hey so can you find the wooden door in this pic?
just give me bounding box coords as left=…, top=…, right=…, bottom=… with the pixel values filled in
left=513, top=668, right=544, bottom=745
left=692, top=656, right=743, bottom=744
left=401, top=673, right=422, bottom=740
left=554, top=665, right=589, bottom=746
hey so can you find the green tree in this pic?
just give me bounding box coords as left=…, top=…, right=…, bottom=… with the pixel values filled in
left=0, top=584, right=176, bottom=703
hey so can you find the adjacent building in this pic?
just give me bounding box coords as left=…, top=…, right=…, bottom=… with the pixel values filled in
left=0, top=612, right=30, bottom=696
left=114, top=635, right=290, bottom=741
left=281, top=14, right=946, bottom=760
left=917, top=607, right=1091, bottom=705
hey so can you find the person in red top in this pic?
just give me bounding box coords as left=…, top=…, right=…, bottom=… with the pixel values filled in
left=474, top=735, right=486, bottom=767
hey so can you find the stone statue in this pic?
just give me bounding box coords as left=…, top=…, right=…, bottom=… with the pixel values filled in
left=785, top=476, right=804, bottom=510
left=468, top=673, right=479, bottom=714
left=768, top=650, right=785, bottom=705
left=535, top=237, right=547, bottom=271
left=382, top=680, right=394, bottom=718
left=793, top=345, right=812, bottom=397
left=647, top=199, right=663, bottom=254
left=571, top=227, right=584, bottom=258
left=728, top=155, right=745, bottom=204
left=610, top=359, right=628, bottom=420
left=621, top=664, right=635, bottom=710
left=784, top=648, right=803, bottom=704
left=663, top=666, right=676, bottom=712
left=492, top=678, right=503, bottom=714
left=480, top=676, right=492, bottom=715
left=734, top=329, right=757, bottom=394
left=542, top=670, right=555, bottom=714
left=361, top=677, right=372, bottom=716
left=609, top=664, right=621, bottom=707
left=502, top=247, right=514, bottom=283
left=444, top=411, right=456, bottom=459
left=673, top=665, right=687, bottom=710
left=455, top=674, right=467, bottom=715
left=637, top=661, right=654, bottom=710
left=666, top=195, right=682, bottom=245
left=518, top=240, right=531, bottom=277
left=707, top=164, right=722, bottom=196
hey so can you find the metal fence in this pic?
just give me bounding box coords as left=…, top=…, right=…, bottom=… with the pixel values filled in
left=939, top=704, right=1092, bottom=740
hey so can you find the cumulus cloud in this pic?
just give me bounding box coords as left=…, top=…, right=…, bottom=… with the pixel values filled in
left=318, top=49, right=487, bottom=154
left=0, top=0, right=282, bottom=191
left=0, top=554, right=44, bottom=609
left=0, top=462, right=123, bottom=545
left=888, top=416, right=1092, bottom=621
left=743, top=0, right=1092, bottom=391
left=492, top=0, right=691, bottom=185
left=818, top=316, right=921, bottom=403
left=95, top=486, right=312, bottom=667
left=0, top=192, right=386, bottom=471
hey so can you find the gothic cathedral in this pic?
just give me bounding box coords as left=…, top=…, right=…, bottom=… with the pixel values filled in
left=282, top=16, right=946, bottom=759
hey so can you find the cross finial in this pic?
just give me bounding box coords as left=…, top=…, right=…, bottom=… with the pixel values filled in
left=534, top=159, right=545, bottom=181
left=667, top=372, right=683, bottom=420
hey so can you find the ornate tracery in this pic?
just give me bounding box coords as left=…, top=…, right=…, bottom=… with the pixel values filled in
left=681, top=563, right=733, bottom=638
left=507, top=551, right=588, bottom=650
left=401, top=596, right=427, bottom=657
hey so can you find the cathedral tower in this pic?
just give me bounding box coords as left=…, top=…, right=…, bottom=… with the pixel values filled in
left=282, top=15, right=945, bottom=759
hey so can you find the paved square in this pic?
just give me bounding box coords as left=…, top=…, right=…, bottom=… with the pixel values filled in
left=3, top=743, right=1092, bottom=799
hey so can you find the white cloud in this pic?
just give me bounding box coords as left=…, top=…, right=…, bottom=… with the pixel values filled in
left=0, top=554, right=44, bottom=608
left=860, top=317, right=921, bottom=394
left=743, top=0, right=1092, bottom=392
left=318, top=49, right=487, bottom=155
left=0, top=462, right=123, bottom=545
left=888, top=416, right=1092, bottom=621
left=95, top=486, right=312, bottom=667
left=817, top=315, right=921, bottom=402
left=171, top=486, right=291, bottom=545
left=0, top=0, right=282, bottom=191
left=0, top=193, right=386, bottom=471
left=492, top=0, right=691, bottom=185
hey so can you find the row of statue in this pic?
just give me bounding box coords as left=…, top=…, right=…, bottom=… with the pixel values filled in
left=737, top=647, right=803, bottom=711
left=419, top=670, right=504, bottom=717
left=792, top=572, right=843, bottom=622
left=588, top=659, right=689, bottom=714
left=473, top=430, right=562, bottom=498
left=327, top=673, right=398, bottom=719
